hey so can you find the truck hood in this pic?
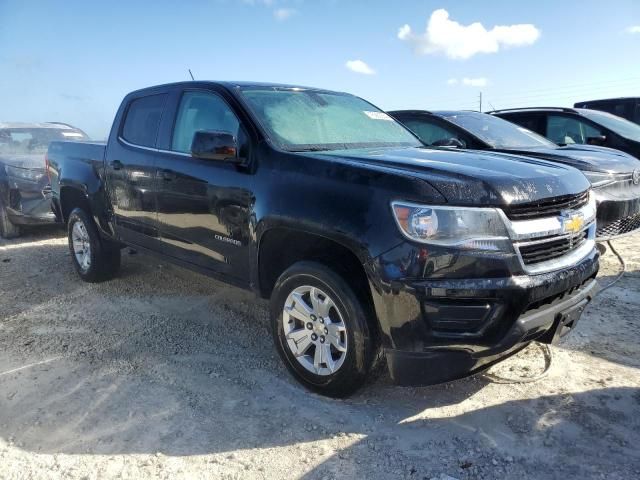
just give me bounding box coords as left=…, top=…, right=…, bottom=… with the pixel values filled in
left=309, top=146, right=590, bottom=206
left=0, top=153, right=46, bottom=171
left=492, top=144, right=640, bottom=174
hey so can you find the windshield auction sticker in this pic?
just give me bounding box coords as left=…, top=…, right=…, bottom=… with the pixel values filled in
left=364, top=111, right=394, bottom=121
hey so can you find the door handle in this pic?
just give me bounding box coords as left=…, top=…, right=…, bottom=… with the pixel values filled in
left=160, top=169, right=176, bottom=181
left=110, top=160, right=123, bottom=170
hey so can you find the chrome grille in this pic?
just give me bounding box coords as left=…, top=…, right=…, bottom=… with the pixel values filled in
left=518, top=231, right=589, bottom=266
left=505, top=191, right=589, bottom=221
left=596, top=212, right=640, bottom=239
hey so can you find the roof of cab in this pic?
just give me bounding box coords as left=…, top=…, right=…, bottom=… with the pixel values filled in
left=128, top=80, right=343, bottom=96
left=389, top=109, right=483, bottom=117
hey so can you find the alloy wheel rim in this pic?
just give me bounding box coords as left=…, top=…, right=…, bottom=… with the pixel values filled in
left=71, top=221, right=91, bottom=272
left=282, top=285, right=348, bottom=376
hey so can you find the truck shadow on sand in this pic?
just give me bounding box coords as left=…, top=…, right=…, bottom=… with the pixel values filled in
left=1, top=230, right=640, bottom=478
left=0, top=356, right=638, bottom=479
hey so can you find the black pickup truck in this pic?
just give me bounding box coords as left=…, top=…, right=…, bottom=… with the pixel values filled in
left=47, top=81, right=599, bottom=397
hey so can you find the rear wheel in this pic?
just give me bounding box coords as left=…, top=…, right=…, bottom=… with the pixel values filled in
left=0, top=201, right=21, bottom=239
left=68, top=208, right=120, bottom=282
left=270, top=261, right=377, bottom=397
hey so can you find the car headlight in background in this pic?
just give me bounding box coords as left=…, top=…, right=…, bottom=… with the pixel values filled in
left=582, top=171, right=616, bottom=188
left=391, top=201, right=512, bottom=252
left=5, top=165, right=44, bottom=182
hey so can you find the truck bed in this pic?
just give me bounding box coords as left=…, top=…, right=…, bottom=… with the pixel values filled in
left=48, top=140, right=106, bottom=163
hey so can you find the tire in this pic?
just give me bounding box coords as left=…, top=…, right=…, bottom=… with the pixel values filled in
left=270, top=261, right=377, bottom=397
left=0, top=201, right=21, bottom=239
left=67, top=208, right=121, bottom=282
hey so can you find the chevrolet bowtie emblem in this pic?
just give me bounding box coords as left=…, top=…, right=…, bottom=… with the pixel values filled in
left=561, top=212, right=584, bottom=234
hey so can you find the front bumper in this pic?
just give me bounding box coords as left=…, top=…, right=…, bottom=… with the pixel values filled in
left=2, top=176, right=57, bottom=225
left=385, top=277, right=597, bottom=385
left=368, top=245, right=599, bottom=386
left=594, top=181, right=640, bottom=240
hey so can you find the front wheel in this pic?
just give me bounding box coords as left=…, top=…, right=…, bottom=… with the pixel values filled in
left=68, top=208, right=121, bottom=282
left=270, top=261, right=377, bottom=397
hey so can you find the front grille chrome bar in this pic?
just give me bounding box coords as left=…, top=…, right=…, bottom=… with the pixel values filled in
left=497, top=194, right=597, bottom=274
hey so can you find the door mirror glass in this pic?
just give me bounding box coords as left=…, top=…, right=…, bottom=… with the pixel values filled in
left=191, top=130, right=239, bottom=162
left=431, top=137, right=465, bottom=148
left=586, top=135, right=607, bottom=146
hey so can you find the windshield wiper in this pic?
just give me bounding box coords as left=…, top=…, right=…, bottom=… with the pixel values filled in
left=288, top=147, right=331, bottom=152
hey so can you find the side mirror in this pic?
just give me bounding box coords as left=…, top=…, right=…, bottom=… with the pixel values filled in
left=191, top=130, right=240, bottom=162
left=586, top=135, right=607, bottom=146
left=431, top=137, right=465, bottom=148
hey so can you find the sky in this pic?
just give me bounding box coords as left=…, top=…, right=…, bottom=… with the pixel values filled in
left=1, top=0, right=639, bottom=139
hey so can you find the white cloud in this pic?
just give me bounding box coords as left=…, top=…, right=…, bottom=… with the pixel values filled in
left=462, top=77, right=488, bottom=87
left=626, top=25, right=640, bottom=34
left=398, top=9, right=540, bottom=60
left=274, top=8, right=296, bottom=21
left=242, top=0, right=274, bottom=5
left=345, top=59, right=376, bottom=75
left=447, top=77, right=489, bottom=87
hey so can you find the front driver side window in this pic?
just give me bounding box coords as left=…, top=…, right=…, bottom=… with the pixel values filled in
left=402, top=118, right=464, bottom=146
left=172, top=91, right=240, bottom=153
left=546, top=115, right=602, bottom=145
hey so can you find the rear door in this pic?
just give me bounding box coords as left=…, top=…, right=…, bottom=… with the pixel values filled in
left=154, top=87, right=254, bottom=284
left=105, top=92, right=166, bottom=250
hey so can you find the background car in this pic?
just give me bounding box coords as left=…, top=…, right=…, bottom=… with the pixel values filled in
left=488, top=107, right=640, bottom=160
left=389, top=109, right=640, bottom=240
left=574, top=97, right=640, bottom=125
left=0, top=122, right=89, bottom=238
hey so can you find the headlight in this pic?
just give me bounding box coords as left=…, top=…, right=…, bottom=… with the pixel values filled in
left=5, top=165, right=44, bottom=182
left=583, top=171, right=615, bottom=188
left=391, top=201, right=512, bottom=252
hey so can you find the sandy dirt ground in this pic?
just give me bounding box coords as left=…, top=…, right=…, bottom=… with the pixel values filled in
left=1, top=227, right=639, bottom=480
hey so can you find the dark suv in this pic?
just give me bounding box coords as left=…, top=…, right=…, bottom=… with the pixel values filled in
left=489, top=107, right=640, bottom=161
left=389, top=110, right=640, bottom=239
left=0, top=122, right=89, bottom=238
left=574, top=98, right=640, bottom=125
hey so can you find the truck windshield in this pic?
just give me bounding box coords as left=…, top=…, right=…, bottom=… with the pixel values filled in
left=238, top=87, right=421, bottom=151
left=579, top=109, right=640, bottom=142
left=443, top=112, right=555, bottom=149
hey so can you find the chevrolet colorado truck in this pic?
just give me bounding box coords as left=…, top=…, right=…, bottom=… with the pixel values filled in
left=47, top=82, right=599, bottom=397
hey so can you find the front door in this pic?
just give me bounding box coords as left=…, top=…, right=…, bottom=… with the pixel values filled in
left=155, top=89, right=253, bottom=283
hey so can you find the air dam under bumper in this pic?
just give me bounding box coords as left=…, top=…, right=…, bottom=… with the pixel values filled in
left=380, top=252, right=599, bottom=386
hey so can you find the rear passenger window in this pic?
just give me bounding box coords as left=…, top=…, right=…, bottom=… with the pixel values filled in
left=121, top=94, right=167, bottom=147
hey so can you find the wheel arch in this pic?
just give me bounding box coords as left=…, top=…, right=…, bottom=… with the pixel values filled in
left=59, top=186, right=91, bottom=224
left=257, top=226, right=379, bottom=339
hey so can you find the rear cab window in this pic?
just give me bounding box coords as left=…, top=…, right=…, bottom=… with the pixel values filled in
left=121, top=94, right=167, bottom=147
